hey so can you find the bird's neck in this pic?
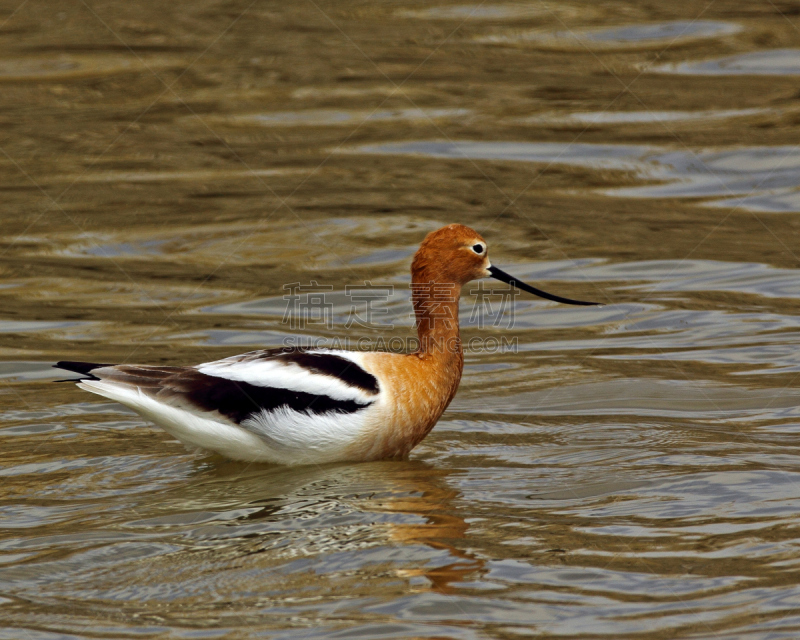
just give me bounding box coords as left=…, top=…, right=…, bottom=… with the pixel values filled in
left=411, top=272, right=463, bottom=365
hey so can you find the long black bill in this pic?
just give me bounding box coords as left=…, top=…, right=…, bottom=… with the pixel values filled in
left=488, top=265, right=601, bottom=306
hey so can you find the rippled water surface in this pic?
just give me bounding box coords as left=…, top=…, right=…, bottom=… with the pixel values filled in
left=3, top=1, right=800, bottom=638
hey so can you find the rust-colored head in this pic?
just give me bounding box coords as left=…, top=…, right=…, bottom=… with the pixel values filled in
left=411, top=224, right=602, bottom=306
left=411, top=224, right=490, bottom=286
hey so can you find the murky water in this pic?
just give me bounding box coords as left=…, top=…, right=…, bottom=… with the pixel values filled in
left=2, top=1, right=800, bottom=637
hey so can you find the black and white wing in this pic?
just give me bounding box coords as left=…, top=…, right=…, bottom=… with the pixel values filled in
left=54, top=348, right=381, bottom=464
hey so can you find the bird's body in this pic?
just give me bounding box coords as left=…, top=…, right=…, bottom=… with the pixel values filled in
left=61, top=345, right=460, bottom=465
left=55, top=224, right=596, bottom=465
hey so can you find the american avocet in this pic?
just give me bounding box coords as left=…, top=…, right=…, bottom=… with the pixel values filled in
left=55, top=224, right=598, bottom=465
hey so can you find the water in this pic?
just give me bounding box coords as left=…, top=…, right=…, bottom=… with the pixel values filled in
left=477, top=20, right=742, bottom=49
left=2, top=0, right=800, bottom=637
left=353, top=142, right=800, bottom=212
left=658, top=49, right=800, bottom=76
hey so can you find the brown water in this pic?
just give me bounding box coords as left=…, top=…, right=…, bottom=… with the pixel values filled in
left=2, top=1, right=800, bottom=637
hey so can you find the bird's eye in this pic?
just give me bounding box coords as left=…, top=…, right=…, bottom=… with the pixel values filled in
left=472, top=243, right=484, bottom=254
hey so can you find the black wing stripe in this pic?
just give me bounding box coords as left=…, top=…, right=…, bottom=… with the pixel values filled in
left=215, top=347, right=380, bottom=395
left=277, top=351, right=380, bottom=395
left=159, top=370, right=370, bottom=424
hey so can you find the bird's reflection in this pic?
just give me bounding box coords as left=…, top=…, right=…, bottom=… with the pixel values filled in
left=366, top=461, right=483, bottom=594
left=163, top=457, right=485, bottom=593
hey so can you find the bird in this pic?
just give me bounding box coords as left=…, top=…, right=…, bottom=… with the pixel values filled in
left=54, top=224, right=599, bottom=466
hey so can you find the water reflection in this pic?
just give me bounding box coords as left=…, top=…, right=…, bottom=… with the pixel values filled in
left=479, top=20, right=741, bottom=49
left=522, top=108, right=766, bottom=126
left=658, top=48, right=800, bottom=75
left=0, top=458, right=482, bottom=621
left=230, top=108, right=471, bottom=127
left=353, top=141, right=800, bottom=213
left=54, top=168, right=299, bottom=184
left=0, top=55, right=178, bottom=81
left=398, top=4, right=558, bottom=20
